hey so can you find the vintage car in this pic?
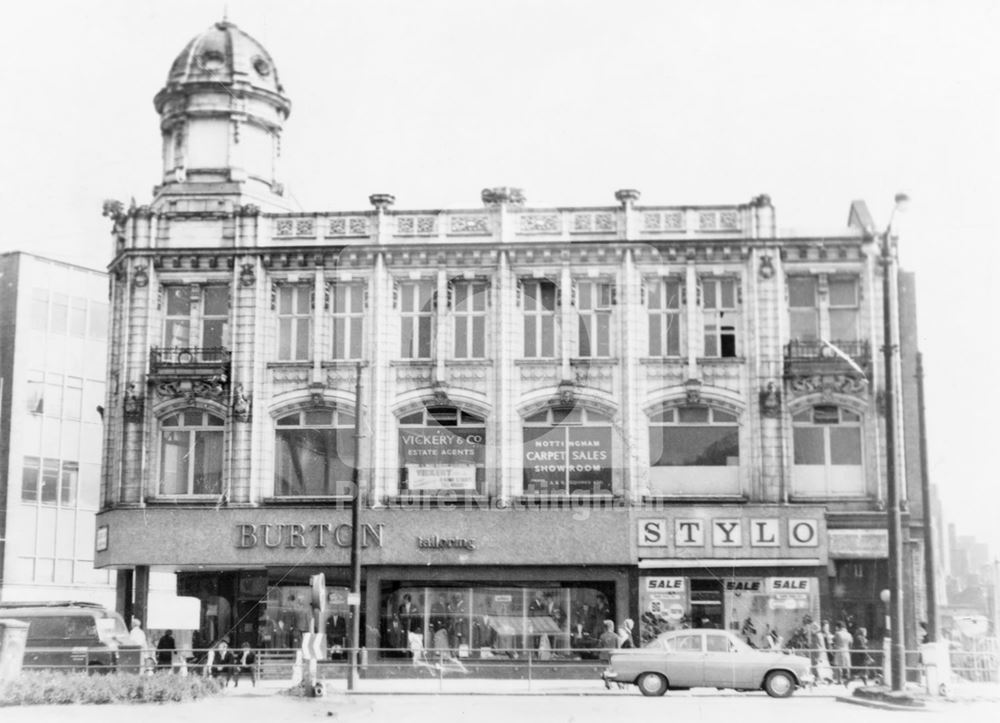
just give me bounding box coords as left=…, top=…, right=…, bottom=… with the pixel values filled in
left=0, top=600, right=142, bottom=672
left=601, top=628, right=813, bottom=697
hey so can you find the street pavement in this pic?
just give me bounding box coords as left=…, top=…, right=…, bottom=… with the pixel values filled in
left=2, top=678, right=999, bottom=723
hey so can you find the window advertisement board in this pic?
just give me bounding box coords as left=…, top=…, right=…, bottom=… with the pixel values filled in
left=638, top=577, right=688, bottom=644
left=399, top=426, right=485, bottom=491
left=522, top=425, right=612, bottom=494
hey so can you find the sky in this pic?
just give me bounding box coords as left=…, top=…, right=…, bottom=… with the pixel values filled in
left=0, top=0, right=998, bottom=556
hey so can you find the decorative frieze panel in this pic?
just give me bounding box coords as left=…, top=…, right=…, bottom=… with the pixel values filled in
left=518, top=214, right=560, bottom=234
left=699, top=362, right=743, bottom=393
left=697, top=210, right=741, bottom=232
left=447, top=364, right=490, bottom=395
left=153, top=376, right=228, bottom=402
left=449, top=215, right=490, bottom=234
left=573, top=363, right=614, bottom=393
left=325, top=368, right=358, bottom=389
left=518, top=363, right=561, bottom=390
left=395, top=364, right=434, bottom=388
left=274, top=217, right=316, bottom=237
left=328, top=217, right=370, bottom=237
left=270, top=367, right=310, bottom=390
left=644, top=361, right=687, bottom=387
left=396, top=216, right=438, bottom=235
left=787, top=374, right=869, bottom=400
left=571, top=212, right=617, bottom=233
left=642, top=211, right=685, bottom=232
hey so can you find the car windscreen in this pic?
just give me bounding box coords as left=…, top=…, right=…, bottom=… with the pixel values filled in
left=96, top=613, right=130, bottom=643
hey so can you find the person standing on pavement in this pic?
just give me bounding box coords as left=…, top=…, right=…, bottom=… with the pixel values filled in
left=617, top=618, right=635, bottom=649
left=832, top=622, right=853, bottom=685
left=598, top=620, right=620, bottom=661
left=155, top=629, right=175, bottom=671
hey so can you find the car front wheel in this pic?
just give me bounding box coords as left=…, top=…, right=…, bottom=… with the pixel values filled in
left=637, top=672, right=668, bottom=697
left=763, top=670, right=795, bottom=698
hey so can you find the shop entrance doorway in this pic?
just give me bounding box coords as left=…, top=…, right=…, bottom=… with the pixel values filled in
left=689, top=579, right=724, bottom=629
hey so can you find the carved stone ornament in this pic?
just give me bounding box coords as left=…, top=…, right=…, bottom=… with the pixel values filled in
left=759, top=382, right=781, bottom=417
left=133, top=266, right=149, bottom=288
left=232, top=384, right=252, bottom=422
left=239, top=263, right=256, bottom=287
left=554, top=379, right=576, bottom=406
left=685, top=378, right=702, bottom=405
left=432, top=381, right=450, bottom=405
left=369, top=193, right=396, bottom=210
left=237, top=204, right=261, bottom=217
left=123, top=382, right=144, bottom=421
left=614, top=188, right=641, bottom=205
left=309, top=382, right=326, bottom=407
left=481, top=187, right=525, bottom=207
left=759, top=255, right=775, bottom=280
left=154, top=374, right=228, bottom=402
left=789, top=374, right=868, bottom=401
left=102, top=199, right=127, bottom=241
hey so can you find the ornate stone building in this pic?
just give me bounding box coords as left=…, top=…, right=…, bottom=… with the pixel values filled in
left=96, top=21, right=928, bottom=659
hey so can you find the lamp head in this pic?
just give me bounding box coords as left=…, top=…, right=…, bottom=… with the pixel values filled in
left=893, top=193, right=910, bottom=211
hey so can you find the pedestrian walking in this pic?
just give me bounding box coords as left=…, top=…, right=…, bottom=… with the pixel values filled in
left=832, top=622, right=853, bottom=685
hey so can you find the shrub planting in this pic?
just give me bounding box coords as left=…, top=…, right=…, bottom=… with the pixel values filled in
left=0, top=671, right=224, bottom=706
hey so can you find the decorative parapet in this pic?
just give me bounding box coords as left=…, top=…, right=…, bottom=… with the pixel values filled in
left=449, top=215, right=490, bottom=235
left=395, top=215, right=438, bottom=236
left=571, top=212, right=616, bottom=233
left=518, top=213, right=560, bottom=234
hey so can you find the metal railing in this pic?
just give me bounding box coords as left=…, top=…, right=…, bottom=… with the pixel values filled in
left=784, top=339, right=870, bottom=365
left=149, top=346, right=232, bottom=370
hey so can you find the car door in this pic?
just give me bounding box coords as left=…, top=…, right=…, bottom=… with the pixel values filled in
left=702, top=632, right=737, bottom=688
left=663, top=632, right=705, bottom=687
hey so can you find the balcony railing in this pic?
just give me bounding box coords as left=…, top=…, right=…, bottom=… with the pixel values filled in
left=784, top=340, right=870, bottom=367
left=150, top=347, right=232, bottom=374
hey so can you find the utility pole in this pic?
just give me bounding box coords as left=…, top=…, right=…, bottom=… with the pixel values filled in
left=347, top=362, right=363, bottom=690
left=916, top=352, right=938, bottom=641
left=881, top=193, right=909, bottom=691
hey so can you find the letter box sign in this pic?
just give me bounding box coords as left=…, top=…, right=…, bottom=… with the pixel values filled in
left=637, top=513, right=820, bottom=557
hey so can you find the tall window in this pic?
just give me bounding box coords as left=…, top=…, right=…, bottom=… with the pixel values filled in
left=648, top=405, right=740, bottom=495
left=522, top=279, right=557, bottom=358
left=792, top=405, right=864, bottom=496
left=828, top=277, right=859, bottom=341
left=648, top=278, right=682, bottom=357
left=576, top=281, right=613, bottom=358
left=453, top=280, right=487, bottom=359
left=163, top=285, right=231, bottom=349
left=277, top=285, right=312, bottom=361
left=788, top=277, right=819, bottom=340
left=702, top=278, right=739, bottom=358
left=159, top=411, right=224, bottom=495
left=274, top=409, right=356, bottom=496
left=522, top=407, right=613, bottom=495
left=399, top=407, right=486, bottom=494
left=331, top=283, right=364, bottom=360
left=399, top=280, right=435, bottom=359
left=21, top=457, right=77, bottom=506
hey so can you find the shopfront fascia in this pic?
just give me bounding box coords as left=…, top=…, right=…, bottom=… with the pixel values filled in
left=633, top=506, right=830, bottom=649
left=95, top=506, right=631, bottom=657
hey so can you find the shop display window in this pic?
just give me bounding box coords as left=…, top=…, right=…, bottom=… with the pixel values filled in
left=380, top=584, right=614, bottom=659
left=256, top=584, right=350, bottom=652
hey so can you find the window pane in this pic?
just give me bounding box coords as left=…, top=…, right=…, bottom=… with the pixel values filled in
left=89, top=301, right=108, bottom=339
left=41, top=459, right=60, bottom=503
left=22, top=457, right=40, bottom=501
left=304, top=410, right=333, bottom=425
left=193, top=431, right=224, bottom=494
left=417, top=316, right=432, bottom=358
left=648, top=314, right=661, bottom=356
left=713, top=410, right=737, bottom=423
left=830, top=427, right=862, bottom=465
left=789, top=309, right=818, bottom=340
left=720, top=279, right=735, bottom=308
left=703, top=282, right=716, bottom=309
left=164, top=319, right=191, bottom=347
left=161, top=431, right=190, bottom=494
left=540, top=282, right=556, bottom=310
left=203, top=286, right=229, bottom=316
left=813, top=406, right=839, bottom=424
left=677, top=406, right=709, bottom=423
left=541, top=317, right=555, bottom=357
left=788, top=277, right=817, bottom=308
left=295, top=318, right=310, bottom=359
left=349, top=318, right=363, bottom=359
left=472, top=317, right=485, bottom=357
left=793, top=428, right=825, bottom=465
left=828, top=279, right=858, bottom=307
left=596, top=313, right=610, bottom=356
left=455, top=320, right=468, bottom=358
left=652, top=427, right=738, bottom=466
left=829, top=309, right=858, bottom=341
left=60, top=462, right=79, bottom=506
left=578, top=316, right=592, bottom=357
left=203, top=319, right=229, bottom=348
left=277, top=413, right=299, bottom=426
left=276, top=429, right=346, bottom=496
left=166, top=287, right=192, bottom=316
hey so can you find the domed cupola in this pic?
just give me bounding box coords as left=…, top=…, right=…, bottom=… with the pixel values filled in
left=153, top=21, right=292, bottom=208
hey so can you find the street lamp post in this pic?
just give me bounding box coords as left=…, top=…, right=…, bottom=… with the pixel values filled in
left=881, top=192, right=909, bottom=691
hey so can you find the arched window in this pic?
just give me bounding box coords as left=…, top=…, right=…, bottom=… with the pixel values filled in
left=522, top=407, right=613, bottom=495
left=792, top=405, right=864, bottom=496
left=160, top=410, right=224, bottom=495
left=398, top=406, right=485, bottom=494
left=275, top=409, right=356, bottom=496
left=648, top=405, right=740, bottom=495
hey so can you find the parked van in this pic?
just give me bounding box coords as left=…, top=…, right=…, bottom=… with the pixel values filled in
left=0, top=601, right=142, bottom=672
